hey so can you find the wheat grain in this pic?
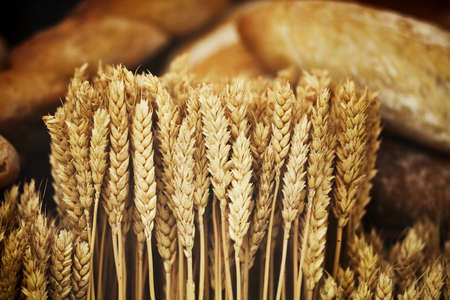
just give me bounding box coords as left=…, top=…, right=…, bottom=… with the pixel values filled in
left=423, top=259, right=444, bottom=300
left=0, top=228, right=24, bottom=299
left=71, top=240, right=90, bottom=299
left=50, top=229, right=73, bottom=299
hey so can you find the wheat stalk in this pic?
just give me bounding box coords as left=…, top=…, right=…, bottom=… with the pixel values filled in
left=172, top=115, right=196, bottom=300
left=332, top=81, right=369, bottom=276
left=199, top=86, right=233, bottom=299
left=132, top=99, right=157, bottom=300
left=263, top=78, right=294, bottom=300
left=228, top=130, right=253, bottom=300
left=104, top=76, right=130, bottom=300
left=276, top=115, right=310, bottom=300
left=50, top=229, right=73, bottom=299
left=301, top=89, right=335, bottom=300
left=187, top=91, right=210, bottom=300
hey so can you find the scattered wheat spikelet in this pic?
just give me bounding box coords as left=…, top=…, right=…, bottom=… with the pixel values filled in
left=412, top=217, right=441, bottom=261
left=422, top=259, right=444, bottom=300
left=71, top=240, right=90, bottom=299
left=0, top=228, right=24, bottom=299
left=17, top=180, right=40, bottom=226
left=50, top=229, right=73, bottom=299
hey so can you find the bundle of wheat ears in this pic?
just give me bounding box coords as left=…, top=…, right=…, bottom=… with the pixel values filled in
left=0, top=63, right=448, bottom=300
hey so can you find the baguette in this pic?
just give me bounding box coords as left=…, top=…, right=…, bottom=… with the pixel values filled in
left=179, top=1, right=450, bottom=153
left=0, top=0, right=228, bottom=129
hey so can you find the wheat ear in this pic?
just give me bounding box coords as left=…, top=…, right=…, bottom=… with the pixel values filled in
left=154, top=82, right=179, bottom=300
left=275, top=115, right=310, bottom=300
left=88, top=107, right=110, bottom=299
left=228, top=130, right=253, bottom=300
left=319, top=274, right=339, bottom=300
left=398, top=281, right=420, bottom=300
left=392, top=228, right=425, bottom=290
left=348, top=234, right=379, bottom=290
left=332, top=81, right=369, bottom=276
left=299, top=89, right=335, bottom=300
left=248, top=146, right=275, bottom=267
left=50, top=229, right=73, bottom=299
left=0, top=185, right=19, bottom=230
left=0, top=228, right=24, bottom=299
left=350, top=281, right=372, bottom=300
left=423, top=259, right=444, bottom=300
left=71, top=239, right=90, bottom=299
left=172, top=115, right=197, bottom=300
left=187, top=92, right=210, bottom=300
left=263, top=79, right=294, bottom=300
left=132, top=99, right=157, bottom=300
left=199, top=87, right=233, bottom=299
left=17, top=180, right=40, bottom=227
left=104, top=77, right=130, bottom=300
left=375, top=268, right=393, bottom=300
left=350, top=91, right=381, bottom=233
left=22, top=213, right=51, bottom=300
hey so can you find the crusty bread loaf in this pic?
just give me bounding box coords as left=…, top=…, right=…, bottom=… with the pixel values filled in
left=0, top=135, right=19, bottom=189
left=177, top=1, right=450, bottom=154
left=0, top=0, right=229, bottom=129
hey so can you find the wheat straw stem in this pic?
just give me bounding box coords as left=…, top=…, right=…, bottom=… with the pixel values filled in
left=212, top=200, right=222, bottom=300
left=199, top=89, right=233, bottom=299
left=263, top=80, right=294, bottom=300
left=276, top=116, right=310, bottom=300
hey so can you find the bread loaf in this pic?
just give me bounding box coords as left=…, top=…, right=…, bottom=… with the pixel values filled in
left=179, top=1, right=450, bottom=154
